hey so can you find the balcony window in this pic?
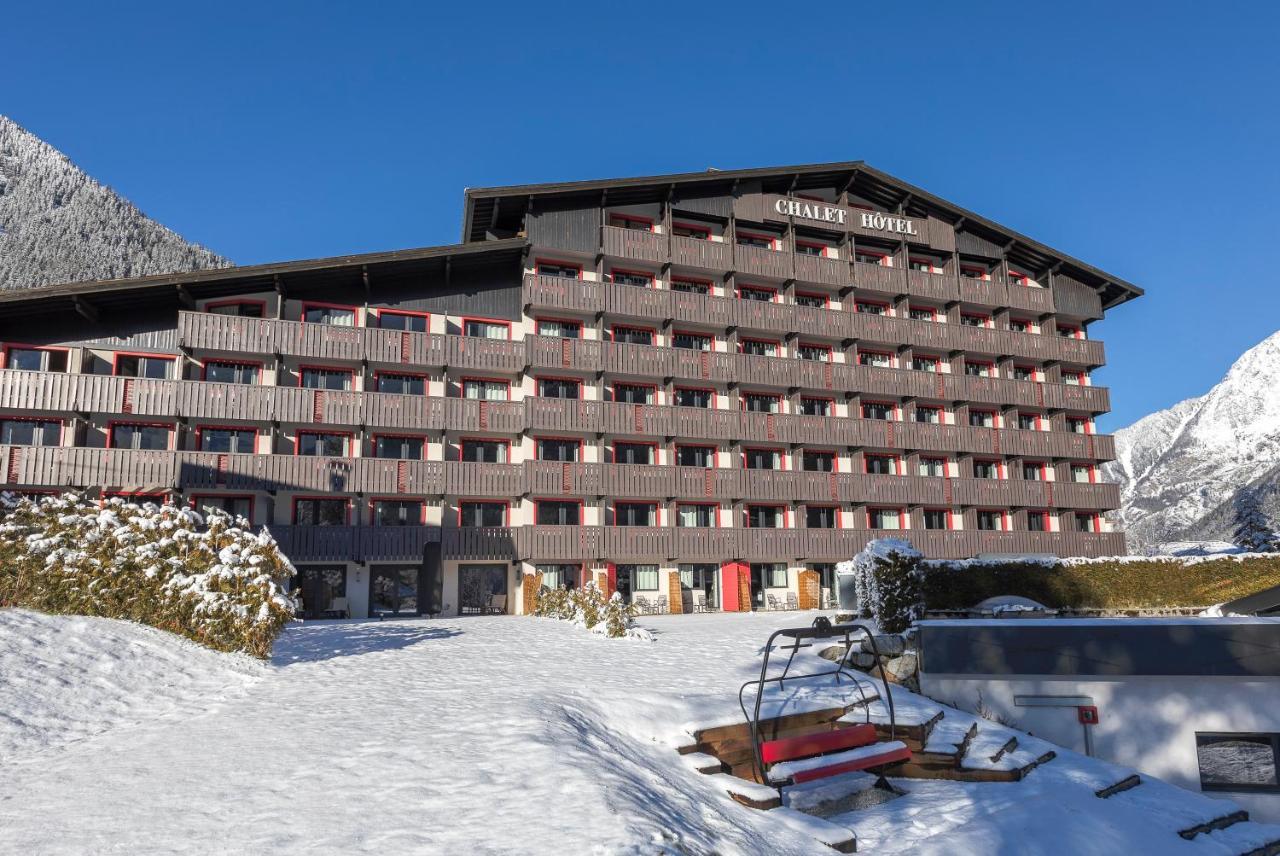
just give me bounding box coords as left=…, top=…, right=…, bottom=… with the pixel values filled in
left=294, top=498, right=347, bottom=526
left=676, top=504, right=716, bottom=528
left=1071, top=464, right=1096, bottom=484
left=1074, top=512, right=1099, bottom=533
left=671, top=278, right=710, bottom=294
left=463, top=318, right=511, bottom=340
left=969, top=410, right=996, bottom=428
left=614, top=442, right=653, bottom=465
left=300, top=366, right=353, bottom=391
left=610, top=269, right=654, bottom=288
left=974, top=459, right=1002, bottom=480
left=373, top=500, right=423, bottom=526
left=376, top=310, right=429, bottom=332
left=297, top=432, right=350, bottom=457
left=1009, top=318, right=1031, bottom=333
left=460, top=501, right=506, bottom=527
left=1023, top=462, right=1046, bottom=481
left=918, top=457, right=946, bottom=478
left=193, top=495, right=253, bottom=520
left=862, top=401, right=896, bottom=421
left=858, top=351, right=893, bottom=368
left=743, top=393, right=780, bottom=413
left=612, top=325, right=654, bottom=346
left=738, top=285, right=776, bottom=302
left=795, top=291, right=829, bottom=309
left=197, top=426, right=256, bottom=454
left=909, top=257, right=939, bottom=273
left=965, top=361, right=994, bottom=378
left=0, top=418, right=60, bottom=446
left=376, top=373, right=426, bottom=395
left=538, top=377, right=581, bottom=399
left=536, top=501, right=581, bottom=526
left=1057, top=325, right=1083, bottom=339
left=736, top=232, right=776, bottom=250
left=747, top=505, right=785, bottom=528
left=800, top=397, right=832, bottom=417
left=740, top=339, right=779, bottom=357
left=537, top=564, right=580, bottom=589
left=109, top=422, right=170, bottom=451
left=537, top=437, right=580, bottom=462
left=626, top=564, right=661, bottom=591
left=856, top=301, right=889, bottom=315
left=462, top=378, right=509, bottom=401
left=795, top=241, right=828, bottom=257
left=745, top=448, right=782, bottom=470
left=960, top=265, right=989, bottom=280
left=1028, top=511, right=1049, bottom=532
left=915, top=406, right=941, bottom=424
left=1064, top=371, right=1085, bottom=386
left=672, top=222, right=712, bottom=240
left=206, top=300, right=264, bottom=318
left=923, top=509, right=950, bottom=530
left=375, top=435, right=424, bottom=460
left=912, top=356, right=940, bottom=373
left=865, top=454, right=899, bottom=476
left=614, top=383, right=655, bottom=404
left=302, top=304, right=357, bottom=327
left=752, top=562, right=788, bottom=588
left=855, top=250, right=888, bottom=266
left=1018, top=413, right=1041, bottom=431
left=802, top=450, right=836, bottom=472
left=1013, top=365, right=1036, bottom=381
left=537, top=318, right=581, bottom=339
left=204, top=360, right=259, bottom=385
left=608, top=213, right=653, bottom=231
left=1067, top=417, right=1090, bottom=435
left=536, top=261, right=581, bottom=280
left=114, top=354, right=174, bottom=380
left=909, top=306, right=937, bottom=322
left=674, top=387, right=713, bottom=408
left=960, top=314, right=990, bottom=328
left=798, top=343, right=831, bottom=362
left=4, top=346, right=67, bottom=372
left=673, top=332, right=712, bottom=351
left=977, top=510, right=1007, bottom=531
left=868, top=508, right=902, bottom=530
left=806, top=506, right=838, bottom=529
left=1008, top=271, right=1032, bottom=287
left=461, top=439, right=508, bottom=463
left=614, top=502, right=657, bottom=526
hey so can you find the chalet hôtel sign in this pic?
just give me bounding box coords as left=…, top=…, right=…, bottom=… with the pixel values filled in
left=773, top=197, right=919, bottom=236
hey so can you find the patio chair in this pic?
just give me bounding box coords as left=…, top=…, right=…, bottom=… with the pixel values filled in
left=657, top=595, right=668, bottom=614
left=323, top=597, right=350, bottom=619
left=692, top=591, right=707, bottom=613
left=632, top=595, right=650, bottom=614
left=486, top=594, right=507, bottom=615
left=767, top=594, right=782, bottom=611
left=786, top=592, right=799, bottom=611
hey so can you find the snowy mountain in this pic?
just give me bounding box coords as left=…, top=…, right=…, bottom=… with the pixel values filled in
left=0, top=116, right=228, bottom=290
left=1105, top=330, right=1280, bottom=551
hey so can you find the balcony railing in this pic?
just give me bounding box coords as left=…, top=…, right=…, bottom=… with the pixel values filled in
left=734, top=244, right=793, bottom=280
left=671, top=235, right=732, bottom=271
left=601, top=225, right=667, bottom=264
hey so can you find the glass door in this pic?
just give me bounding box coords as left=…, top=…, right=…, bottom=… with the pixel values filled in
left=459, top=564, right=509, bottom=615
left=295, top=565, right=346, bottom=619
left=370, top=565, right=421, bottom=617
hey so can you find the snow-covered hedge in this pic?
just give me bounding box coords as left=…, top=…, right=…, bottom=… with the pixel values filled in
left=838, top=539, right=924, bottom=633
left=0, top=493, right=295, bottom=657
left=532, top=580, right=648, bottom=639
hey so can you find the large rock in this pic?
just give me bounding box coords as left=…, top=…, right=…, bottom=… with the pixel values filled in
left=870, top=634, right=906, bottom=657
left=882, top=651, right=918, bottom=685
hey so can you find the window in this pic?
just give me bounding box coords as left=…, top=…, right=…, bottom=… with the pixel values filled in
left=802, top=450, right=836, bottom=472
left=736, top=232, right=776, bottom=250
left=918, top=457, right=947, bottom=478
left=373, top=500, right=423, bottom=526
left=672, top=222, right=712, bottom=240
left=537, top=437, right=580, bottom=462
left=193, top=495, right=253, bottom=520
left=744, top=448, right=782, bottom=470
left=855, top=249, right=888, bottom=266
left=1013, top=365, right=1037, bottom=381
left=374, top=435, right=424, bottom=460
left=1067, top=416, right=1091, bottom=435
left=738, top=285, right=776, bottom=302
left=206, top=300, right=264, bottom=318
left=1028, top=511, right=1049, bottom=532
left=300, top=366, right=353, bottom=391
left=1196, top=734, right=1280, bottom=792
left=868, top=508, right=902, bottom=530
left=858, top=351, right=893, bottom=368
left=795, top=241, right=827, bottom=257
left=973, top=459, right=1002, bottom=480
left=1071, top=463, right=1096, bottom=484
left=740, top=338, right=779, bottom=357
left=865, top=454, right=899, bottom=476
left=463, top=318, right=511, bottom=340
left=614, top=383, right=655, bottom=404
left=747, top=505, right=785, bottom=528
left=797, top=343, right=831, bottom=362
left=795, top=292, right=828, bottom=308
left=376, top=373, right=426, bottom=395
left=913, top=356, right=940, bottom=373
left=671, top=278, right=711, bottom=294
left=915, top=406, right=941, bottom=424
left=537, top=318, right=581, bottom=339
left=742, top=393, right=780, bottom=413
left=909, top=257, right=938, bottom=273
left=302, top=304, right=357, bottom=327
left=862, top=401, right=896, bottom=421
left=1064, top=370, right=1086, bottom=386
left=965, top=361, right=994, bottom=378
left=538, top=377, right=580, bottom=399
left=629, top=564, right=661, bottom=591
left=676, top=503, right=716, bottom=528
left=614, top=502, right=657, bottom=526
left=536, top=261, right=581, bottom=279
left=462, top=378, right=509, bottom=401
left=1009, top=318, right=1031, bottom=333
left=909, top=306, right=937, bottom=322
left=676, top=445, right=715, bottom=468
left=460, top=501, right=507, bottom=527
left=610, top=269, right=654, bottom=288
left=923, top=509, right=950, bottom=530
left=608, top=213, right=653, bottom=231
left=806, top=506, right=838, bottom=529
left=674, top=387, right=713, bottom=408
left=297, top=431, right=350, bottom=457
left=977, top=510, right=1007, bottom=531
left=461, top=439, right=508, bottom=463
left=612, top=325, right=654, bottom=345
left=375, top=310, right=429, bottom=332
left=856, top=301, right=889, bottom=315
left=1074, top=512, right=1099, bottom=533
left=753, top=562, right=788, bottom=588
left=614, top=442, right=653, bottom=465
left=969, top=410, right=996, bottom=428
left=4, top=346, right=67, bottom=373
left=197, top=426, right=256, bottom=454
left=673, top=331, right=712, bottom=351
left=114, top=353, right=174, bottom=379
left=204, top=360, right=260, bottom=385
left=1018, top=413, right=1041, bottom=431
left=537, top=564, right=580, bottom=589
left=109, top=422, right=170, bottom=451
left=536, top=501, right=581, bottom=526
left=961, top=314, right=990, bottom=328
left=294, top=498, right=347, bottom=525
left=960, top=265, right=989, bottom=280
left=800, top=397, right=832, bottom=417
left=1023, top=462, right=1047, bottom=481
left=1057, top=325, right=1082, bottom=339
left=0, top=418, right=59, bottom=446
left=1008, top=270, right=1031, bottom=287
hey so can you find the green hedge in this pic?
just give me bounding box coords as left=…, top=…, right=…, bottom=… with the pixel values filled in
left=921, top=556, right=1280, bottom=611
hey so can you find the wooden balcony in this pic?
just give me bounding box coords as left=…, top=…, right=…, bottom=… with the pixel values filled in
left=601, top=225, right=667, bottom=264
left=959, top=278, right=1007, bottom=307
left=852, top=262, right=901, bottom=296
left=1006, top=283, right=1056, bottom=313
left=671, top=235, right=732, bottom=271
left=906, top=269, right=959, bottom=302
left=734, top=244, right=792, bottom=280
left=523, top=274, right=605, bottom=315
left=793, top=253, right=850, bottom=287
left=526, top=336, right=603, bottom=373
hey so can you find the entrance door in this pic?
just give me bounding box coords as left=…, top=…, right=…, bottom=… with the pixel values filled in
left=680, top=563, right=719, bottom=611
left=295, top=565, right=346, bottom=619
left=459, top=564, right=509, bottom=615
left=614, top=565, right=633, bottom=605
left=370, top=564, right=422, bottom=617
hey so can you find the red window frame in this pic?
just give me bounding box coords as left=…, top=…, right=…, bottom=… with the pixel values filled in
left=1024, top=461, right=1049, bottom=481
left=914, top=404, right=943, bottom=423
left=670, top=276, right=713, bottom=293
left=535, top=375, right=584, bottom=398
left=612, top=500, right=660, bottom=527
left=909, top=257, right=940, bottom=274
left=1071, top=462, right=1099, bottom=484
left=1008, top=317, right=1033, bottom=332
left=201, top=358, right=263, bottom=382
left=111, top=351, right=177, bottom=377
left=461, top=316, right=513, bottom=340
left=369, top=497, right=428, bottom=526
left=744, top=503, right=789, bottom=529
left=672, top=329, right=715, bottom=350
left=863, top=453, right=901, bottom=476
left=1067, top=415, right=1095, bottom=435
left=742, top=445, right=788, bottom=471
left=866, top=506, right=906, bottom=529
left=297, top=364, right=355, bottom=389
left=912, top=354, right=942, bottom=372
left=611, top=381, right=658, bottom=403
left=965, top=359, right=996, bottom=377
left=609, top=323, right=657, bottom=344
left=607, top=213, right=654, bottom=231
left=960, top=265, right=990, bottom=281
left=860, top=400, right=899, bottom=421
left=1, top=342, right=71, bottom=370
left=1027, top=509, right=1052, bottom=532
left=1057, top=324, right=1083, bottom=339
left=535, top=316, right=584, bottom=337
left=0, top=414, right=65, bottom=445
left=204, top=298, right=268, bottom=316
left=673, top=385, right=718, bottom=408
left=804, top=503, right=841, bottom=529
left=611, top=439, right=659, bottom=464
left=373, top=369, right=430, bottom=394
left=855, top=299, right=892, bottom=315
left=458, top=436, right=512, bottom=462
left=973, top=457, right=1006, bottom=480
left=534, top=435, right=585, bottom=462
left=961, top=313, right=992, bottom=328
left=1018, top=412, right=1044, bottom=431
left=671, top=221, right=712, bottom=239
left=740, top=390, right=783, bottom=412
left=300, top=300, right=361, bottom=326
left=371, top=307, right=431, bottom=330
left=857, top=349, right=895, bottom=368
left=800, top=395, right=836, bottom=416
left=736, top=283, right=779, bottom=302
left=794, top=290, right=830, bottom=308
left=291, top=496, right=352, bottom=525
left=193, top=424, right=259, bottom=453
left=293, top=429, right=354, bottom=457
left=674, top=500, right=719, bottom=528
left=189, top=494, right=256, bottom=519
left=968, top=408, right=998, bottom=427
left=854, top=248, right=889, bottom=266
left=977, top=509, right=1011, bottom=532
left=457, top=498, right=511, bottom=527
left=797, top=341, right=833, bottom=362
left=1063, top=369, right=1087, bottom=385
left=801, top=448, right=839, bottom=473
left=738, top=336, right=782, bottom=357
left=923, top=507, right=955, bottom=531
left=535, top=258, right=583, bottom=279
left=1074, top=511, right=1102, bottom=533
left=371, top=432, right=428, bottom=460
left=919, top=456, right=949, bottom=477
left=794, top=239, right=831, bottom=257
left=674, top=443, right=718, bottom=467
left=609, top=268, right=657, bottom=288
left=105, top=420, right=173, bottom=450
left=735, top=231, right=779, bottom=250
left=532, top=497, right=585, bottom=525
left=459, top=376, right=511, bottom=400
left=1013, top=364, right=1038, bottom=381
left=1008, top=270, right=1031, bottom=287
left=908, top=305, right=938, bottom=321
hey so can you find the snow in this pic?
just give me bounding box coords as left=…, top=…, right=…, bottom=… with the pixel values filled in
left=3, top=607, right=1280, bottom=854
left=768, top=741, right=909, bottom=782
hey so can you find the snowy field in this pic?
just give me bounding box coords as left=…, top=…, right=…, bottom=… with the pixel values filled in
left=2, top=607, right=1278, bottom=855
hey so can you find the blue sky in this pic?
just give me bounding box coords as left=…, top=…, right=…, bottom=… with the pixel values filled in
left=7, top=1, right=1278, bottom=430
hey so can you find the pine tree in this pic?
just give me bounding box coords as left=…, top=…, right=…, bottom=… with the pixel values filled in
left=1232, top=488, right=1279, bottom=552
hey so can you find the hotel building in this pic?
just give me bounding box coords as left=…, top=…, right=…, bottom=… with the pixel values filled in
left=0, top=162, right=1141, bottom=618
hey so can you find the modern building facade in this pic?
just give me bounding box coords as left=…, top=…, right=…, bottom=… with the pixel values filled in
left=0, top=162, right=1141, bottom=619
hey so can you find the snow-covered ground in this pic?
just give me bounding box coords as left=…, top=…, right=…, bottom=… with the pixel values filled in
left=2, top=608, right=1278, bottom=854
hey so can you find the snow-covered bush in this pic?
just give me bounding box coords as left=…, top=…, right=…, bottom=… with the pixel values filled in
left=533, top=584, right=576, bottom=621
left=0, top=492, right=295, bottom=657
left=531, top=581, right=642, bottom=639
left=840, top=539, right=924, bottom=633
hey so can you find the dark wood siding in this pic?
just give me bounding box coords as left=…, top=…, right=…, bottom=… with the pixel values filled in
left=671, top=190, right=732, bottom=220
left=372, top=266, right=521, bottom=321
left=1053, top=273, right=1104, bottom=321
left=956, top=229, right=1004, bottom=259
left=527, top=200, right=600, bottom=255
